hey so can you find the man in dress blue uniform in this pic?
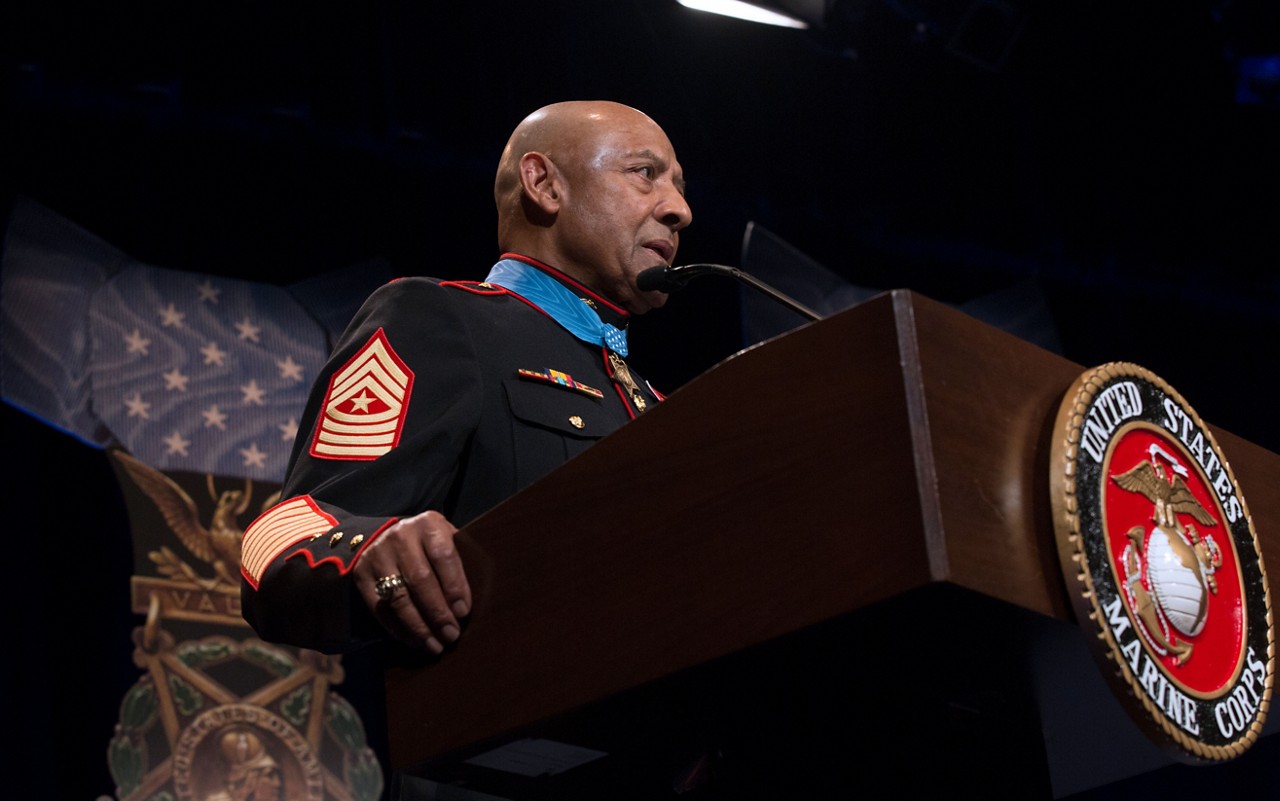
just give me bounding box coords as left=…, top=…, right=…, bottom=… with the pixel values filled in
left=240, top=100, right=692, bottom=655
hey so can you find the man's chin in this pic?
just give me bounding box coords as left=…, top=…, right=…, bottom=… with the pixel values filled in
left=628, top=288, right=669, bottom=315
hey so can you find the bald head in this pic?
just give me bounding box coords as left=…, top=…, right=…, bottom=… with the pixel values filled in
left=496, top=102, right=658, bottom=224
left=492, top=100, right=692, bottom=313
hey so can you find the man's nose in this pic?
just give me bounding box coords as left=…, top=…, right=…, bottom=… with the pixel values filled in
left=656, top=186, right=692, bottom=231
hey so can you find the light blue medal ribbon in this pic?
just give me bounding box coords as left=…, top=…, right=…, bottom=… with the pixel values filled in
left=484, top=258, right=629, bottom=356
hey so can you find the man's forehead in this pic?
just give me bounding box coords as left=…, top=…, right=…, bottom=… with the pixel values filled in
left=626, top=147, right=675, bottom=165
left=592, top=129, right=680, bottom=166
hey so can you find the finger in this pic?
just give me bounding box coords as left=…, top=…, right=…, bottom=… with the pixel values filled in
left=400, top=551, right=462, bottom=644
left=381, top=587, right=445, bottom=654
left=421, top=516, right=472, bottom=619
left=357, top=511, right=471, bottom=652
left=394, top=511, right=469, bottom=632
left=385, top=525, right=462, bottom=648
left=360, top=553, right=442, bottom=653
left=366, top=563, right=446, bottom=653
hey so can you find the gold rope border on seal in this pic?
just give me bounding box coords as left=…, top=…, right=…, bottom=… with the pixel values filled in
left=1050, top=360, right=1275, bottom=762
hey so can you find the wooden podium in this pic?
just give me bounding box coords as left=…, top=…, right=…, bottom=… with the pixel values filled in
left=383, top=290, right=1280, bottom=798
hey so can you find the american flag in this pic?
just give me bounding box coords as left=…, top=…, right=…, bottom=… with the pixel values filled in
left=2, top=198, right=388, bottom=482
left=88, top=264, right=327, bottom=479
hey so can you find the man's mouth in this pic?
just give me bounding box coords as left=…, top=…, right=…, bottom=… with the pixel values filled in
left=643, top=240, right=674, bottom=265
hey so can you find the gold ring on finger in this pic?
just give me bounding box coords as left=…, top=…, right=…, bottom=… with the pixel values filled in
left=374, top=574, right=407, bottom=601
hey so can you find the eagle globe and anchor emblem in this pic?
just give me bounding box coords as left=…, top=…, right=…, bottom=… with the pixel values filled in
left=1051, top=362, right=1274, bottom=762
left=1113, top=443, right=1223, bottom=666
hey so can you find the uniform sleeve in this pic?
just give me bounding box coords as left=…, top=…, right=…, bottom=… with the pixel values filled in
left=239, top=278, right=482, bottom=652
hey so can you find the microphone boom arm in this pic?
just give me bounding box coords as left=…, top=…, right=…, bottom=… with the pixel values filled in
left=639, top=263, right=824, bottom=322
left=730, top=267, right=824, bottom=322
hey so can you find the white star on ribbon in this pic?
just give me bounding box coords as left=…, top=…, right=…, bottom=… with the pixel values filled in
left=163, top=430, right=192, bottom=456
left=276, top=355, right=304, bottom=382
left=236, top=317, right=263, bottom=343
left=201, top=341, right=229, bottom=366
left=195, top=280, right=222, bottom=304
left=240, top=442, right=268, bottom=468
left=240, top=379, right=266, bottom=406
left=124, top=392, right=152, bottom=419
left=202, top=404, right=228, bottom=430
left=158, top=302, right=185, bottom=328
left=124, top=329, right=152, bottom=355
left=163, top=368, right=190, bottom=392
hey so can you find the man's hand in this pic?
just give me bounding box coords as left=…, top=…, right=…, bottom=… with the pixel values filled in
left=354, top=510, right=472, bottom=653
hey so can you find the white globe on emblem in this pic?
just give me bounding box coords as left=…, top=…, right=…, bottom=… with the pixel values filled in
left=1146, top=527, right=1209, bottom=636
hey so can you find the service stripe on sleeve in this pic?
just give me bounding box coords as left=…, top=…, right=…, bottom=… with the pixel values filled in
left=241, top=496, right=338, bottom=586
left=310, top=327, right=414, bottom=461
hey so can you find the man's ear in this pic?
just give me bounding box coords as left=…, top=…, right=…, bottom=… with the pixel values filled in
left=518, top=152, right=565, bottom=215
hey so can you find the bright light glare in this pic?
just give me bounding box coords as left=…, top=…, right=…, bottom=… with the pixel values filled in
left=677, top=0, right=810, bottom=29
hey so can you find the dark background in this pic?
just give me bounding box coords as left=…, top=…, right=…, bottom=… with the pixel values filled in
left=3, top=1, right=1278, bottom=799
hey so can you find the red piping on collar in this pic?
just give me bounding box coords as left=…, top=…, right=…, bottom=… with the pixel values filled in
left=500, top=253, right=631, bottom=319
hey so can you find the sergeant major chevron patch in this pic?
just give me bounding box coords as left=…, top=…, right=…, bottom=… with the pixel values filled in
left=310, top=327, right=413, bottom=461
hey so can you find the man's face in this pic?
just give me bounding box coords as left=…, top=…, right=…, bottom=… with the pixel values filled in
left=243, top=766, right=282, bottom=801
left=553, top=115, right=692, bottom=314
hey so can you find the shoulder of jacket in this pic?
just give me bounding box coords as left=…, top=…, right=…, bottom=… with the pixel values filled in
left=361, top=275, right=506, bottom=303
left=372, top=277, right=514, bottom=299
left=438, top=280, right=512, bottom=297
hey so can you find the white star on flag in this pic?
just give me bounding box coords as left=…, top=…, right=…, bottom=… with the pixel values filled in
left=236, top=317, right=263, bottom=343
left=1, top=200, right=395, bottom=483
left=82, top=264, right=329, bottom=477
left=278, top=417, right=299, bottom=441
left=240, top=379, right=266, bottom=406
left=202, top=404, right=228, bottom=430
left=196, top=280, right=221, bottom=304
left=201, top=341, right=229, bottom=366
left=164, top=431, right=192, bottom=456
left=124, top=392, right=152, bottom=419
left=125, top=329, right=152, bottom=355
left=276, top=355, right=305, bottom=382
left=240, top=442, right=268, bottom=468
left=163, top=368, right=190, bottom=392
left=159, top=303, right=186, bottom=328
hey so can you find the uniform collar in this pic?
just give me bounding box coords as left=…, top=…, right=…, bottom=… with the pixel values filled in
left=486, top=254, right=632, bottom=356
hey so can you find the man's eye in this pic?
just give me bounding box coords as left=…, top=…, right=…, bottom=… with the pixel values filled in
left=634, top=165, right=654, bottom=178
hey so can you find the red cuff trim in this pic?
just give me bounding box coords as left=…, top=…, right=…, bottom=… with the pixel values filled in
left=241, top=496, right=339, bottom=588
left=350, top=517, right=398, bottom=565
left=281, top=516, right=399, bottom=576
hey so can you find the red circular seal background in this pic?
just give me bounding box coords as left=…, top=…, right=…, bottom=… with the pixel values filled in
left=1102, top=425, right=1246, bottom=695
left=1051, top=361, right=1273, bottom=762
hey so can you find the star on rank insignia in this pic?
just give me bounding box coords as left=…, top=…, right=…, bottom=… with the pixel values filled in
left=310, top=327, right=414, bottom=460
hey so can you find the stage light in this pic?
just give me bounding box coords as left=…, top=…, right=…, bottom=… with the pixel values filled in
left=676, top=0, right=811, bottom=29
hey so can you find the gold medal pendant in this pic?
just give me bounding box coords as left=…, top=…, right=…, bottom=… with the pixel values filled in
left=608, top=352, right=647, bottom=413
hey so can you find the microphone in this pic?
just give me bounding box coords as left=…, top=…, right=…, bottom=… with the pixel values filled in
left=637, top=263, right=731, bottom=292
left=638, top=263, right=824, bottom=322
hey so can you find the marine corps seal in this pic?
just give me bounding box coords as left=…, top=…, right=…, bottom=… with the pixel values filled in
left=1050, top=362, right=1274, bottom=761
